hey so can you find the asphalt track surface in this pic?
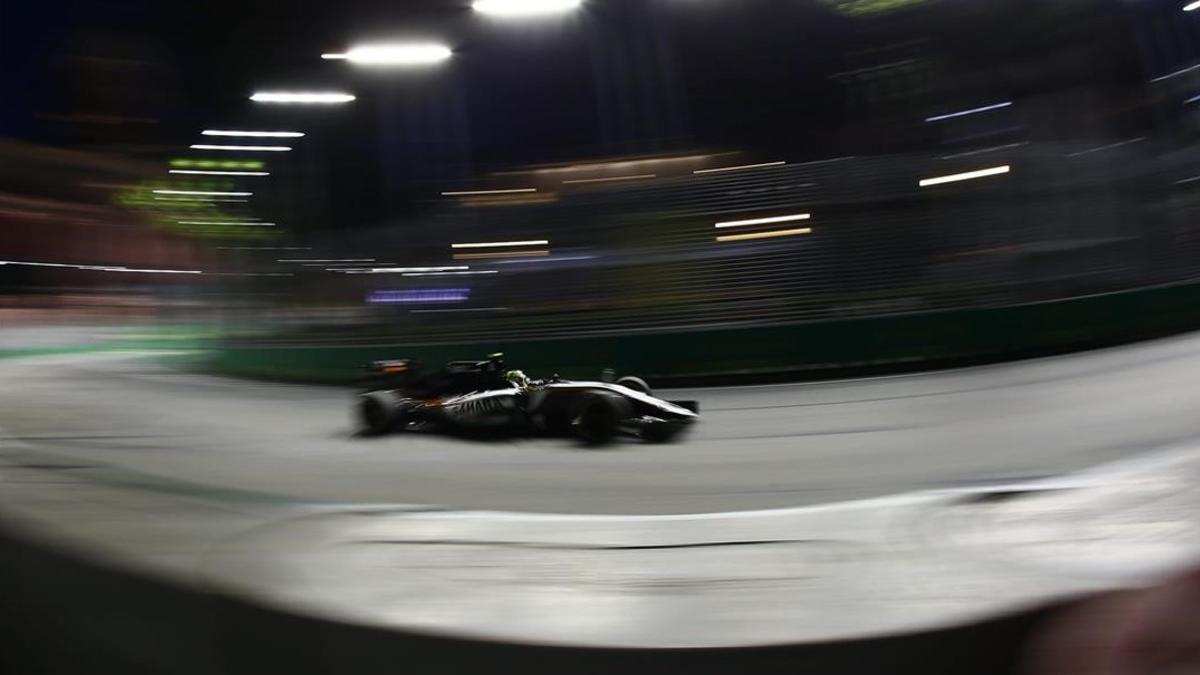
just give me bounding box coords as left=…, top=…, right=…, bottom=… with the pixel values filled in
left=3, top=332, right=1200, bottom=515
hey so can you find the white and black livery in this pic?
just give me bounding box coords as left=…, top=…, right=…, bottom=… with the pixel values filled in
left=356, top=355, right=699, bottom=445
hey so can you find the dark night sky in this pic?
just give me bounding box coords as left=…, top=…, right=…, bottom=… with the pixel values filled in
left=1, top=0, right=1180, bottom=228
left=1, top=0, right=1138, bottom=150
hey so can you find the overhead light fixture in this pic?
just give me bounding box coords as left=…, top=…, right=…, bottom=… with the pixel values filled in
left=169, top=170, right=269, bottom=176
left=250, top=92, right=356, bottom=104
left=693, top=161, right=786, bottom=175
left=715, top=213, right=811, bottom=229
left=924, top=102, right=1013, bottom=123
left=918, top=165, right=1011, bottom=187
left=202, top=130, right=304, bottom=138
left=153, top=189, right=252, bottom=196
left=322, top=43, right=452, bottom=66
left=451, top=240, right=549, bottom=249
left=473, top=0, right=583, bottom=16
left=190, top=144, right=291, bottom=152
left=442, top=188, right=537, bottom=196
left=716, top=228, right=812, bottom=243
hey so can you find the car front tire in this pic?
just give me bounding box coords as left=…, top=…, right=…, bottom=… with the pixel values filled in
left=572, top=392, right=632, bottom=446
left=615, top=376, right=652, bottom=396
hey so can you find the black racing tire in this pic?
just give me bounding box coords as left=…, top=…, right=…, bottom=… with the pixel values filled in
left=358, top=391, right=406, bottom=436
left=572, top=392, right=633, bottom=446
left=615, top=376, right=652, bottom=396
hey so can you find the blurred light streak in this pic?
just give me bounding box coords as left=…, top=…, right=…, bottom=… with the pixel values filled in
left=177, top=217, right=262, bottom=223
left=170, top=170, right=269, bottom=176
left=368, top=289, right=469, bottom=304
left=715, top=213, right=811, bottom=229
left=1, top=260, right=202, bottom=274
left=693, top=161, right=786, bottom=174
left=715, top=228, right=812, bottom=242
left=796, top=156, right=856, bottom=166
left=190, top=144, right=291, bottom=152
left=497, top=255, right=596, bottom=264
left=322, top=44, right=452, bottom=65
left=459, top=194, right=558, bottom=207
left=300, top=262, right=392, bottom=267
left=442, top=188, right=537, bottom=196
left=1185, top=94, right=1200, bottom=105
left=722, top=182, right=817, bottom=197
left=943, top=126, right=1025, bottom=144
left=918, top=165, right=1010, bottom=187
left=940, top=142, right=1028, bottom=160
left=278, top=258, right=375, bottom=263
left=472, top=0, right=582, bottom=16
left=218, top=247, right=312, bottom=250
left=172, top=159, right=265, bottom=169
left=153, top=196, right=248, bottom=202
left=924, top=102, right=1012, bottom=123
left=80, top=182, right=139, bottom=190
left=454, top=250, right=550, bottom=260
left=209, top=272, right=295, bottom=277
left=402, top=270, right=499, bottom=277
left=250, top=92, right=356, bottom=104
left=1066, top=138, right=1145, bottom=157
left=179, top=221, right=275, bottom=226
left=335, top=266, right=470, bottom=274
left=562, top=174, right=655, bottom=184
left=452, top=240, right=549, bottom=249
left=1185, top=1, right=1200, bottom=11
left=154, top=189, right=252, bottom=196
left=412, top=308, right=509, bottom=313
left=1150, top=62, right=1200, bottom=82
left=506, top=153, right=725, bottom=175
left=1175, top=175, right=1200, bottom=185
left=202, top=130, right=304, bottom=138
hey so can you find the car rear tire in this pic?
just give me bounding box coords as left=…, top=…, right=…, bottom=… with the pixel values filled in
left=615, top=376, right=652, bottom=396
left=358, top=391, right=405, bottom=436
left=572, top=392, right=632, bottom=446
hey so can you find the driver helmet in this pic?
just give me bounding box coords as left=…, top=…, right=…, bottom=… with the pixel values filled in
left=504, top=369, right=530, bottom=389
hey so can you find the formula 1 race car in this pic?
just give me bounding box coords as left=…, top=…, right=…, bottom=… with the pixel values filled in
left=356, top=355, right=699, bottom=445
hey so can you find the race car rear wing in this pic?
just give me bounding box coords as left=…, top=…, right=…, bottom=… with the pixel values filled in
left=361, top=359, right=419, bottom=391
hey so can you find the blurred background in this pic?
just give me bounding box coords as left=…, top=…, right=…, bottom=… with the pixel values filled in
left=3, top=3, right=1200, bottom=674
left=2, top=0, right=1198, bottom=361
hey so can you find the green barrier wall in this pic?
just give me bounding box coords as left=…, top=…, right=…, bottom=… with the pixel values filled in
left=209, top=281, right=1200, bottom=385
